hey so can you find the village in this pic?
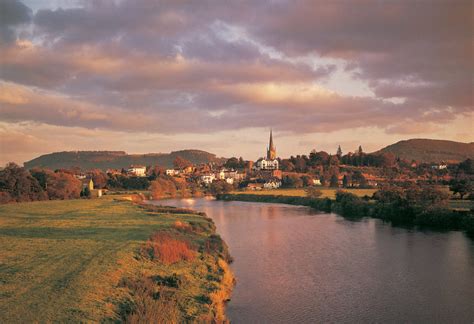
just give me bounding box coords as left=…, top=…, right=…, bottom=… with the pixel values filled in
left=68, top=130, right=468, bottom=200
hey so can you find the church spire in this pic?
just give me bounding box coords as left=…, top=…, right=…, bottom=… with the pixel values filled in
left=267, top=129, right=276, bottom=160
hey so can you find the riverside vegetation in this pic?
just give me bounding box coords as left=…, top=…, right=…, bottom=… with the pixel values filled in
left=218, top=186, right=474, bottom=237
left=0, top=195, right=234, bottom=323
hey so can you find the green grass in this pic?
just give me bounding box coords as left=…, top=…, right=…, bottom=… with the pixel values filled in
left=232, top=188, right=377, bottom=199
left=0, top=196, right=231, bottom=322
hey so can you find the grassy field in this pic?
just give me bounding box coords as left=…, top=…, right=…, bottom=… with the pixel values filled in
left=0, top=196, right=232, bottom=322
left=232, top=188, right=377, bottom=199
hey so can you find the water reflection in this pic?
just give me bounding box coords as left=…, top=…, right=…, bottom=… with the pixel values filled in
left=156, top=199, right=474, bottom=323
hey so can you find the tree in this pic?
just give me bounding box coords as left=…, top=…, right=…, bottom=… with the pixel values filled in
left=329, top=174, right=339, bottom=188
left=280, top=160, right=295, bottom=172
left=224, top=157, right=245, bottom=169
left=81, top=186, right=91, bottom=198
left=301, top=175, right=313, bottom=187
left=0, top=163, right=47, bottom=202
left=88, top=169, right=108, bottom=189
left=358, top=145, right=363, bottom=155
left=342, top=174, right=351, bottom=188
left=337, top=145, right=342, bottom=158
left=449, top=179, right=473, bottom=199
left=149, top=177, right=177, bottom=199
left=209, top=181, right=233, bottom=195
left=458, top=159, right=473, bottom=175
left=46, top=171, right=82, bottom=200
left=173, top=156, right=192, bottom=169
left=282, top=175, right=303, bottom=188
left=352, top=171, right=367, bottom=188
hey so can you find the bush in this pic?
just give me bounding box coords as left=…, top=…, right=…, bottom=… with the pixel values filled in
left=120, top=275, right=180, bottom=324
left=142, top=232, right=196, bottom=265
left=333, top=191, right=370, bottom=218
left=306, top=187, right=322, bottom=199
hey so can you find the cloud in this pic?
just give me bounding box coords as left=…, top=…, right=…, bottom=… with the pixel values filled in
left=0, top=0, right=32, bottom=43
left=0, top=0, right=472, bottom=164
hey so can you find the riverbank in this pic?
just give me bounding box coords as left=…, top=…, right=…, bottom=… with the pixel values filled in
left=218, top=192, right=474, bottom=236
left=0, top=195, right=234, bottom=322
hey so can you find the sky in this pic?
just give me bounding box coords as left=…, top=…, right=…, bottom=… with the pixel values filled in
left=0, top=0, right=472, bottom=165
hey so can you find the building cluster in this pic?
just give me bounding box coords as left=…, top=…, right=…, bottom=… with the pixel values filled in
left=164, top=130, right=283, bottom=190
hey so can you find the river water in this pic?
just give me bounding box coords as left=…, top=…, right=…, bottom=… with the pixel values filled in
left=157, top=198, right=474, bottom=323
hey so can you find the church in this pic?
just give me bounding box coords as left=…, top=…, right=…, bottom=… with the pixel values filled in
left=256, top=130, right=279, bottom=170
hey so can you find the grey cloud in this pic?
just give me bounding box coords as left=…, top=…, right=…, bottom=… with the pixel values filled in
left=0, top=0, right=32, bottom=43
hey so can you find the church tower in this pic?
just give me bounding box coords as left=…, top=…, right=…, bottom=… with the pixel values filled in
left=267, top=129, right=277, bottom=160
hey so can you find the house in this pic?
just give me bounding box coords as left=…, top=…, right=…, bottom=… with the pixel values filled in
left=74, top=173, right=86, bottom=180
left=201, top=173, right=215, bottom=185
left=127, top=165, right=146, bottom=177
left=263, top=179, right=281, bottom=189
left=166, top=169, right=180, bottom=176
left=225, top=178, right=234, bottom=185
left=183, top=166, right=194, bottom=174
left=81, top=178, right=102, bottom=198
left=432, top=162, right=448, bottom=170
left=82, top=178, right=94, bottom=191
left=106, top=169, right=122, bottom=176
left=246, top=183, right=263, bottom=190
left=312, top=178, right=322, bottom=186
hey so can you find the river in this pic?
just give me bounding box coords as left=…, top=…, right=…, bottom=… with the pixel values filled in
left=157, top=198, right=474, bottom=323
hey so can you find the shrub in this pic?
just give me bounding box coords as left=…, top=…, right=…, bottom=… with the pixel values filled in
left=120, top=275, right=180, bottom=324
left=306, top=187, right=322, bottom=199
left=142, top=232, right=196, bottom=265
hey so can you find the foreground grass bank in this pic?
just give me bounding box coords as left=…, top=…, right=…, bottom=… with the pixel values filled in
left=219, top=192, right=474, bottom=236
left=0, top=196, right=233, bottom=322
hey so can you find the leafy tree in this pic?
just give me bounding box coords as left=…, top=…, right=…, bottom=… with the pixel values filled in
left=81, top=186, right=91, bottom=198
left=46, top=171, right=82, bottom=200
left=0, top=163, right=47, bottom=202
left=352, top=171, right=367, bottom=188
left=224, top=157, right=245, bottom=169
left=301, top=175, right=313, bottom=187
left=282, top=175, right=303, bottom=188
left=329, top=174, right=339, bottom=188
left=337, top=145, right=343, bottom=158
left=280, top=160, right=295, bottom=172
left=173, top=156, right=192, bottom=169
left=209, top=181, right=233, bottom=195
left=306, top=187, right=322, bottom=199
left=458, top=159, right=473, bottom=175
left=342, top=174, right=351, bottom=188
left=150, top=177, right=177, bottom=199
left=449, top=179, right=473, bottom=199
left=88, top=169, right=108, bottom=189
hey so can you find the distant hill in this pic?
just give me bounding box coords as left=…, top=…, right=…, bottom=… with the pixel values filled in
left=376, top=139, right=474, bottom=163
left=24, top=150, right=226, bottom=170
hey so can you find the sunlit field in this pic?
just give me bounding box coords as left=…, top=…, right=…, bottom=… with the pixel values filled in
left=0, top=196, right=229, bottom=322
left=232, top=188, right=377, bottom=199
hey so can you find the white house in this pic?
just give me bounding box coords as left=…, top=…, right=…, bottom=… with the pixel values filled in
left=128, top=165, right=146, bottom=177
left=225, top=178, right=234, bottom=185
left=263, top=179, right=281, bottom=189
left=432, top=162, right=448, bottom=170
left=312, top=178, right=322, bottom=186
left=166, top=169, right=180, bottom=176
left=256, top=158, right=279, bottom=170
left=201, top=173, right=216, bottom=185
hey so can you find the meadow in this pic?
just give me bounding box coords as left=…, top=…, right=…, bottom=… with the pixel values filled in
left=0, top=196, right=233, bottom=322
left=232, top=188, right=377, bottom=199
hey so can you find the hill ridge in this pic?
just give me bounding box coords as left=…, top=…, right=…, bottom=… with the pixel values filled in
left=24, top=149, right=225, bottom=170
left=376, top=138, right=473, bottom=163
